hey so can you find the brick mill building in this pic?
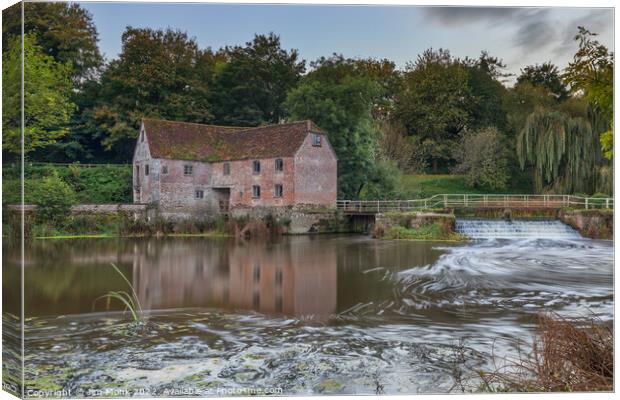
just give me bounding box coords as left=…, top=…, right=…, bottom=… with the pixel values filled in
left=132, top=118, right=338, bottom=218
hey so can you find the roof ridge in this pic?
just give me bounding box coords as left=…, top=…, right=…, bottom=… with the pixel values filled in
left=143, top=117, right=319, bottom=133
left=231, top=120, right=315, bottom=134
left=142, top=117, right=248, bottom=130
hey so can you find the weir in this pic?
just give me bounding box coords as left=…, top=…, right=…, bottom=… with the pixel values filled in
left=455, top=219, right=581, bottom=239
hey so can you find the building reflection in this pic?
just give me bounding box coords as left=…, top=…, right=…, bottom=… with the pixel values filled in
left=131, top=237, right=338, bottom=318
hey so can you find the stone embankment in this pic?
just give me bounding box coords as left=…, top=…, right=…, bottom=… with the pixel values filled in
left=559, top=209, right=613, bottom=240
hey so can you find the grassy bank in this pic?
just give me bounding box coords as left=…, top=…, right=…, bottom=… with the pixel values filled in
left=399, top=174, right=532, bottom=199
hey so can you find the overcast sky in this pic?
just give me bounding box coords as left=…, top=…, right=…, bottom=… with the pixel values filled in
left=79, top=3, right=614, bottom=84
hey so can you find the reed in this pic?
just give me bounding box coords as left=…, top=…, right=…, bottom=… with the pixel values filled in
left=466, top=313, right=613, bottom=392
left=93, top=263, right=144, bottom=322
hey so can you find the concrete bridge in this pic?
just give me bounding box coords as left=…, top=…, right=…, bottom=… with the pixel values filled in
left=337, top=194, right=614, bottom=215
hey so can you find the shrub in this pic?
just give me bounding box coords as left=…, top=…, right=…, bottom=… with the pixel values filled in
left=30, top=173, right=77, bottom=225
left=359, top=159, right=403, bottom=200
left=2, top=163, right=133, bottom=205
left=453, top=127, right=509, bottom=190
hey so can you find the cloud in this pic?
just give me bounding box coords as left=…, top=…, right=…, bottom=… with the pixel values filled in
left=425, top=7, right=612, bottom=61
left=423, top=7, right=555, bottom=52
left=423, top=7, right=533, bottom=27
left=552, top=9, right=614, bottom=57
left=513, top=10, right=555, bottom=50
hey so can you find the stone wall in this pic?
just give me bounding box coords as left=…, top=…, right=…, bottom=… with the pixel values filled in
left=559, top=209, right=613, bottom=240
left=229, top=205, right=343, bottom=234
left=293, top=133, right=338, bottom=205
left=211, top=157, right=297, bottom=208
left=375, top=211, right=456, bottom=231
left=133, top=125, right=155, bottom=203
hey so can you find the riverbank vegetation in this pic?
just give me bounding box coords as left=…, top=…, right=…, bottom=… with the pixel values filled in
left=373, top=212, right=464, bottom=241
left=5, top=210, right=230, bottom=239
left=7, top=209, right=304, bottom=240
left=380, top=223, right=464, bottom=241
left=2, top=3, right=613, bottom=203
left=468, top=314, right=612, bottom=392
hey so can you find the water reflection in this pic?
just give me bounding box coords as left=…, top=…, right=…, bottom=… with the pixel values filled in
left=132, top=238, right=338, bottom=318
left=6, top=235, right=447, bottom=319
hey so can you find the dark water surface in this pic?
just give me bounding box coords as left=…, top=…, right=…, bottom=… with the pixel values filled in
left=3, top=234, right=613, bottom=396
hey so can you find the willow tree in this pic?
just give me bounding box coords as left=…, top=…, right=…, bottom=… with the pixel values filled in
left=517, top=110, right=601, bottom=194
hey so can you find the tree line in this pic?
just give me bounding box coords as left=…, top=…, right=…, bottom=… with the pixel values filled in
left=2, top=3, right=614, bottom=199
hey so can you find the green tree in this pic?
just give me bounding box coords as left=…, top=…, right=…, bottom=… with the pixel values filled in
left=285, top=57, right=387, bottom=199
left=210, top=33, right=305, bottom=126
left=453, top=127, right=509, bottom=190
left=2, top=34, right=75, bottom=155
left=464, top=52, right=509, bottom=131
left=516, top=110, right=601, bottom=193
left=3, top=2, right=103, bottom=82
left=516, top=62, right=569, bottom=101
left=503, top=82, right=557, bottom=137
left=83, top=27, right=213, bottom=159
left=308, top=55, right=401, bottom=120
left=563, top=27, right=613, bottom=159
left=394, top=49, right=472, bottom=172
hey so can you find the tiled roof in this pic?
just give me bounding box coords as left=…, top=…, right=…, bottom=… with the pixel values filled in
left=142, top=118, right=324, bottom=162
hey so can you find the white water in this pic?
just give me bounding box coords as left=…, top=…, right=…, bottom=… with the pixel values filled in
left=455, top=219, right=581, bottom=239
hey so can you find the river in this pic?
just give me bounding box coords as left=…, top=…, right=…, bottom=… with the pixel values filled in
left=2, top=224, right=613, bottom=395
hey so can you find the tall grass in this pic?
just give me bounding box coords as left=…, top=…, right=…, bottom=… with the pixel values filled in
left=93, top=263, right=144, bottom=322
left=467, top=313, right=612, bottom=392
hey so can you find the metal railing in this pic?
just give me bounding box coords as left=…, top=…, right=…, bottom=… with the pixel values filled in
left=337, top=194, right=614, bottom=214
